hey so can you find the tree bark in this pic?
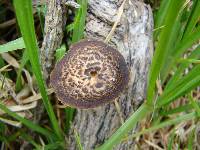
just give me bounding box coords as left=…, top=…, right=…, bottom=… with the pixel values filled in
left=36, top=0, right=66, bottom=127
left=40, top=0, right=66, bottom=81
left=69, top=0, right=153, bottom=149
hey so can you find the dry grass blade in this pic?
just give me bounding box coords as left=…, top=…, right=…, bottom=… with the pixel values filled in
left=16, top=86, right=31, bottom=101
left=1, top=53, right=20, bottom=68
left=156, top=79, right=163, bottom=95
left=22, top=69, right=36, bottom=95
left=0, top=116, right=23, bottom=127
left=0, top=73, right=18, bottom=103
left=0, top=101, right=37, bottom=115
left=104, top=0, right=127, bottom=43
left=0, top=52, right=35, bottom=95
left=21, top=88, right=54, bottom=104
left=0, top=18, right=16, bottom=29
left=0, top=64, right=11, bottom=72
left=114, top=100, right=124, bottom=124
left=0, top=52, right=37, bottom=105
left=153, top=25, right=165, bottom=32
left=144, top=140, right=164, bottom=150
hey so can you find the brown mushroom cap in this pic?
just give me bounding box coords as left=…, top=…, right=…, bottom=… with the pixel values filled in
left=50, top=39, right=129, bottom=109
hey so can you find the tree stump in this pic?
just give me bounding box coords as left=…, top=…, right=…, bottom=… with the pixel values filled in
left=69, top=0, right=153, bottom=149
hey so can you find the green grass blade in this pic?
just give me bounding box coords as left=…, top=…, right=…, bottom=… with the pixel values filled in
left=74, top=128, right=83, bottom=150
left=55, top=44, right=66, bottom=61
left=66, top=23, right=74, bottom=33
left=165, top=45, right=200, bottom=91
left=64, top=107, right=74, bottom=133
left=160, top=11, right=183, bottom=80
left=96, top=104, right=151, bottom=150
left=0, top=135, right=5, bottom=142
left=0, top=57, right=5, bottom=68
left=167, top=129, right=176, bottom=150
left=179, top=58, right=200, bottom=64
left=188, top=129, right=195, bottom=150
left=188, top=93, right=200, bottom=117
left=15, top=50, right=29, bottom=92
left=71, top=8, right=83, bottom=43
left=72, top=0, right=87, bottom=43
left=43, top=141, right=64, bottom=150
left=157, top=65, right=200, bottom=107
left=6, top=131, right=20, bottom=142
left=158, top=77, right=200, bottom=107
left=37, top=4, right=46, bottom=36
left=13, top=0, right=63, bottom=140
left=160, top=104, right=193, bottom=116
left=20, top=132, right=42, bottom=150
left=0, top=37, right=25, bottom=53
left=160, top=2, right=196, bottom=80
left=154, top=0, right=172, bottom=38
left=128, top=112, right=196, bottom=139
left=147, top=1, right=186, bottom=105
left=176, top=26, right=200, bottom=56
left=0, top=122, right=6, bottom=143
left=183, top=0, right=200, bottom=38
left=161, top=26, right=200, bottom=79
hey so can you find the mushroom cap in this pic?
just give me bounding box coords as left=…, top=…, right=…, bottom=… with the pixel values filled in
left=50, top=39, right=129, bottom=109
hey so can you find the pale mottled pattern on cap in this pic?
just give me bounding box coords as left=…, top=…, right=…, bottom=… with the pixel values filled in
left=50, top=39, right=129, bottom=109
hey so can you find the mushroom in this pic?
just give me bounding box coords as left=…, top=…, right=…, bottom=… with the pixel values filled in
left=50, top=39, right=129, bottom=109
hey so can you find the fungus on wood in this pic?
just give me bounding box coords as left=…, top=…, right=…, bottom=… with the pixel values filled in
left=50, top=39, right=129, bottom=109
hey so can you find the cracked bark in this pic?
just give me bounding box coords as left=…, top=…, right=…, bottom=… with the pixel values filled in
left=69, top=0, right=153, bottom=149
left=40, top=0, right=66, bottom=81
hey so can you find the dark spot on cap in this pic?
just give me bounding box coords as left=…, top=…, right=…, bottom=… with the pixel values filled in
left=95, top=82, right=103, bottom=88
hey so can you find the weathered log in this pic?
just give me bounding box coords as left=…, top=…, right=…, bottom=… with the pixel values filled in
left=69, top=0, right=153, bottom=149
